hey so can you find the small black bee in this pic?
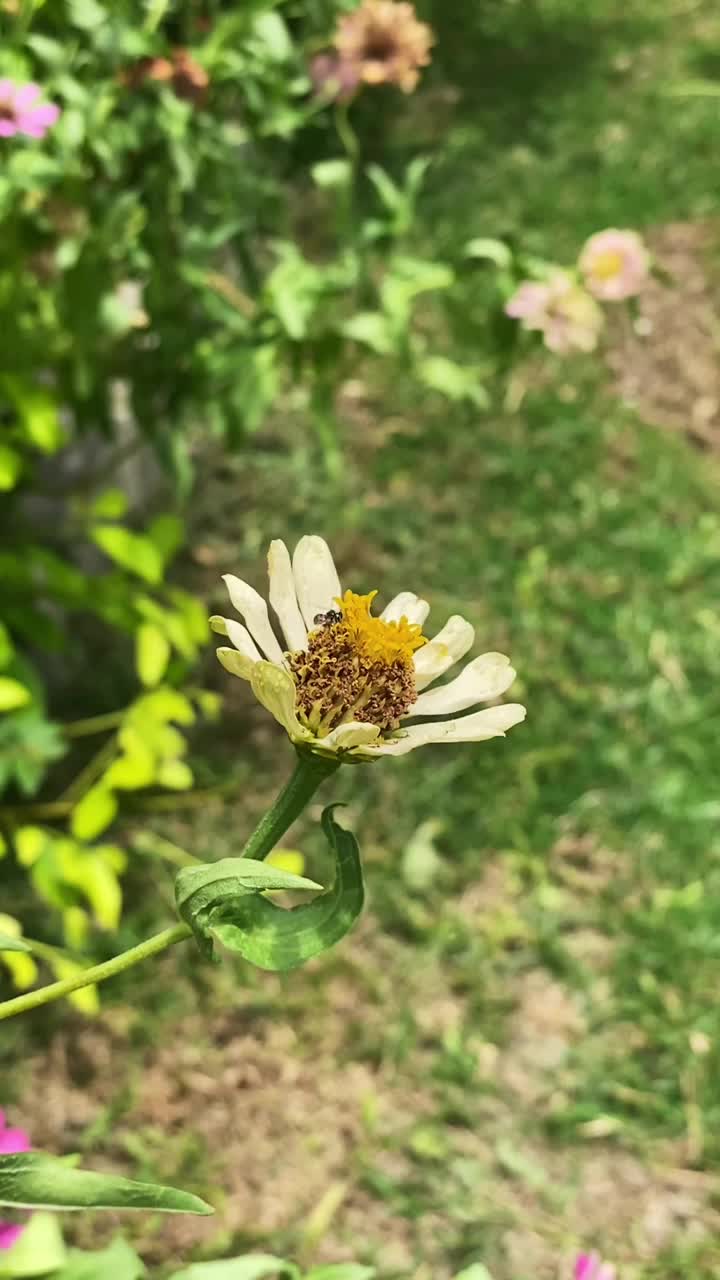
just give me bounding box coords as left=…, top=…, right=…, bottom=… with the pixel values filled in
left=313, top=609, right=343, bottom=627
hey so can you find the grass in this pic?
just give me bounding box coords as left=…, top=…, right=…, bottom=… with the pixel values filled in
left=7, top=1, right=720, bottom=1276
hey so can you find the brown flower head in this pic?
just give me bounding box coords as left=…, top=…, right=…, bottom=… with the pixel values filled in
left=334, top=0, right=434, bottom=94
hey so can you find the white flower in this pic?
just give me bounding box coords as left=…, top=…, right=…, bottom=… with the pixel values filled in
left=211, top=535, right=525, bottom=760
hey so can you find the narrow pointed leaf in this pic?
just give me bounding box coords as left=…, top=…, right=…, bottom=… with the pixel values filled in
left=176, top=858, right=322, bottom=959
left=0, top=1153, right=213, bottom=1215
left=212, top=806, right=363, bottom=971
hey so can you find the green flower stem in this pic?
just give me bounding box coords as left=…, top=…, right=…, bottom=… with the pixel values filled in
left=0, top=924, right=191, bottom=1022
left=241, top=750, right=340, bottom=862
left=62, top=710, right=125, bottom=737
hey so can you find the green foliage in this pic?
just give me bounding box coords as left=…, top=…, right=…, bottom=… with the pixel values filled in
left=0, top=1152, right=212, bottom=1214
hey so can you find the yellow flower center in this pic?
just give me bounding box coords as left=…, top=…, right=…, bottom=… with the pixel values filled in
left=287, top=589, right=427, bottom=736
left=338, top=589, right=426, bottom=663
left=590, top=249, right=624, bottom=280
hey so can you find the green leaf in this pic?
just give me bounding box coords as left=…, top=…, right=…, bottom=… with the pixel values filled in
left=0, top=679, right=32, bottom=712
left=169, top=1256, right=300, bottom=1280
left=312, top=160, right=352, bottom=189
left=53, top=1238, right=145, bottom=1280
left=0, top=933, right=31, bottom=953
left=211, top=806, right=364, bottom=972
left=416, top=356, right=489, bottom=408
left=0, top=446, right=22, bottom=492
left=89, top=489, right=128, bottom=520
left=176, top=859, right=322, bottom=961
left=70, top=786, right=118, bottom=841
left=1, top=378, right=63, bottom=453
left=451, top=1267, right=494, bottom=1280
left=464, top=237, right=513, bottom=270
left=305, top=1269, right=375, bottom=1280
left=136, top=623, right=171, bottom=688
left=0, top=1153, right=213, bottom=1215
left=90, top=526, right=163, bottom=584
left=342, top=312, right=395, bottom=355
left=0, top=1211, right=66, bottom=1278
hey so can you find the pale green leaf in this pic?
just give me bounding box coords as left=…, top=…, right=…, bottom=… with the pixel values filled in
left=312, top=160, right=352, bottom=189
left=70, top=786, right=118, bottom=841
left=52, top=1237, right=145, bottom=1280
left=342, top=312, right=395, bottom=355
left=169, top=1256, right=300, bottom=1280
left=0, top=678, right=31, bottom=711
left=136, top=623, right=171, bottom=688
left=1, top=377, right=63, bottom=453
left=0, top=1153, right=213, bottom=1215
left=0, top=1211, right=66, bottom=1278
left=90, top=526, right=163, bottom=584
left=14, top=827, right=47, bottom=867
left=156, top=760, right=193, bottom=790
left=89, top=489, right=128, bottom=520
left=0, top=933, right=30, bottom=953
left=464, top=237, right=513, bottom=269
left=0, top=446, right=21, bottom=492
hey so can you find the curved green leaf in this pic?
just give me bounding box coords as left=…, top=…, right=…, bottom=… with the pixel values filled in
left=176, top=858, right=322, bottom=960
left=0, top=1154, right=212, bottom=1216
left=211, top=806, right=364, bottom=972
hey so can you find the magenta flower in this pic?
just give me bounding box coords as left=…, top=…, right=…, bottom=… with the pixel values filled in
left=505, top=272, right=604, bottom=354
left=578, top=228, right=649, bottom=302
left=575, top=1252, right=617, bottom=1280
left=0, top=1109, right=31, bottom=1252
left=0, top=80, right=60, bottom=140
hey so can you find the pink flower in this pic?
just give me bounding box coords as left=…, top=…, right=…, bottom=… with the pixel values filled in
left=309, top=51, right=361, bottom=104
left=0, top=79, right=60, bottom=140
left=0, top=1109, right=31, bottom=1252
left=578, top=228, right=649, bottom=302
left=575, top=1252, right=617, bottom=1280
left=505, top=272, right=604, bottom=354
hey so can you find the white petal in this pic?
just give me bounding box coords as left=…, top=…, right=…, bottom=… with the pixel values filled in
left=319, top=721, right=381, bottom=752
left=292, top=535, right=342, bottom=630
left=217, top=646, right=256, bottom=682
left=223, top=574, right=286, bottom=666
left=381, top=591, right=430, bottom=626
left=410, top=652, right=516, bottom=717
left=359, top=704, right=526, bottom=756
left=413, top=615, right=475, bottom=691
left=249, top=661, right=311, bottom=742
left=223, top=619, right=261, bottom=662
left=267, top=539, right=308, bottom=653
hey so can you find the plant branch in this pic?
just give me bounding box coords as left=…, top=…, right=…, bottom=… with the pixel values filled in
left=0, top=924, right=191, bottom=1022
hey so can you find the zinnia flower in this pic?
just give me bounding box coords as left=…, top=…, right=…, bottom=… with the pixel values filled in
left=0, top=1109, right=30, bottom=1251
left=212, top=536, right=525, bottom=759
left=579, top=228, right=649, bottom=301
left=505, top=272, right=604, bottom=354
left=575, top=1252, right=617, bottom=1280
left=334, top=0, right=434, bottom=94
left=0, top=80, right=60, bottom=139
